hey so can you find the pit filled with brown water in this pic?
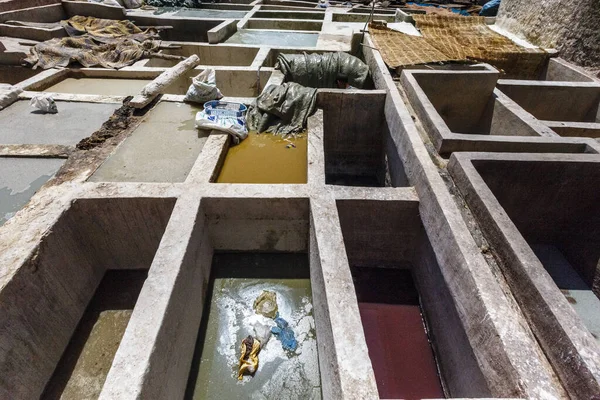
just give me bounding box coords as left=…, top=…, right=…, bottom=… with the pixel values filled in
left=216, top=132, right=307, bottom=184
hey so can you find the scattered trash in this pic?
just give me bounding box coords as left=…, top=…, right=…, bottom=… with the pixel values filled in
left=30, top=94, right=58, bottom=114
left=271, top=314, right=298, bottom=351
left=238, top=335, right=261, bottom=380
left=195, top=101, right=248, bottom=143
left=276, top=52, right=370, bottom=89
left=253, top=290, right=279, bottom=319
left=184, top=69, right=223, bottom=104
left=480, top=0, right=501, bottom=16
left=246, top=83, right=317, bottom=136
left=252, top=321, right=272, bottom=348
left=286, top=143, right=296, bottom=149
left=317, top=0, right=330, bottom=8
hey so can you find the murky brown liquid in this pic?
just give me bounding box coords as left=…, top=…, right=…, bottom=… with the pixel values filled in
left=217, top=132, right=307, bottom=184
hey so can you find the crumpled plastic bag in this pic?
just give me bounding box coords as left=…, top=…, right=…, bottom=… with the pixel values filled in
left=30, top=94, right=58, bottom=114
left=195, top=111, right=248, bottom=143
left=271, top=314, right=298, bottom=351
left=253, top=321, right=272, bottom=348
left=184, top=69, right=223, bottom=104
left=238, top=335, right=261, bottom=380
left=253, top=290, right=278, bottom=319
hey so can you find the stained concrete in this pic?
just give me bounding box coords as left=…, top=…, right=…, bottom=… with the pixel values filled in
left=90, top=102, right=208, bottom=183
left=225, top=30, right=318, bottom=46
left=0, top=100, right=119, bottom=145
left=0, top=157, right=63, bottom=225
left=1, top=4, right=598, bottom=400
left=43, top=78, right=153, bottom=96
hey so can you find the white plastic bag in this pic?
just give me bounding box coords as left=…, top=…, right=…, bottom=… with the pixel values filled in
left=30, top=94, right=58, bottom=114
left=253, top=321, right=272, bottom=348
left=184, top=69, right=223, bottom=104
left=195, top=111, right=248, bottom=143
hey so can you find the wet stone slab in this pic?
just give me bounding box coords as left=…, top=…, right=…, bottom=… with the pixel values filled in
left=0, top=100, right=119, bottom=145
left=185, top=253, right=321, bottom=400
left=0, top=157, right=64, bottom=226
left=89, top=102, right=208, bottom=183
left=43, top=78, right=153, bottom=96
left=225, top=30, right=319, bottom=47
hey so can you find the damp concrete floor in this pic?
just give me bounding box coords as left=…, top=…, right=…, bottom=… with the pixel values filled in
left=225, top=30, right=319, bottom=47
left=0, top=100, right=119, bottom=145
left=42, top=270, right=147, bottom=400
left=43, top=78, right=153, bottom=96
left=185, top=253, right=321, bottom=400
left=0, top=157, right=64, bottom=226
left=217, top=132, right=307, bottom=184
left=89, top=102, right=207, bottom=183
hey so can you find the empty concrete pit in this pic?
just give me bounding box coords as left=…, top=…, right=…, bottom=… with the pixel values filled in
left=0, top=157, right=64, bottom=225
left=0, top=197, right=175, bottom=399
left=89, top=101, right=208, bottom=183
left=314, top=91, right=407, bottom=187
left=336, top=199, right=490, bottom=398
left=0, top=100, right=118, bottom=145
left=497, top=80, right=600, bottom=139
left=449, top=153, right=600, bottom=397
left=0, top=65, right=42, bottom=85
left=42, top=77, right=153, bottom=96
left=497, top=80, right=600, bottom=123
left=225, top=30, right=319, bottom=47
left=216, top=132, right=308, bottom=184
left=164, top=68, right=272, bottom=97
left=401, top=68, right=596, bottom=154
left=42, top=270, right=148, bottom=400
left=143, top=44, right=260, bottom=68
left=185, top=252, right=320, bottom=399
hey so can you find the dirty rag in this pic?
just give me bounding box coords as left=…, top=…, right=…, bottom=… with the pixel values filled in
left=238, top=335, right=261, bottom=380
left=271, top=314, right=298, bottom=351
left=253, top=290, right=279, bottom=319
left=277, top=52, right=370, bottom=89
left=246, top=82, right=317, bottom=136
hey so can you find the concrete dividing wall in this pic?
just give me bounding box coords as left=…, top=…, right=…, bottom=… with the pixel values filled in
left=0, top=198, right=175, bottom=399
left=497, top=0, right=600, bottom=70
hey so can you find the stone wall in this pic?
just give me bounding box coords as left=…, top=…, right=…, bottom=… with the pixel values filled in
left=497, top=0, right=600, bottom=70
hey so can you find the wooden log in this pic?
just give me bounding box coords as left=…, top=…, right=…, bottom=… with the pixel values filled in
left=129, top=54, right=200, bottom=109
